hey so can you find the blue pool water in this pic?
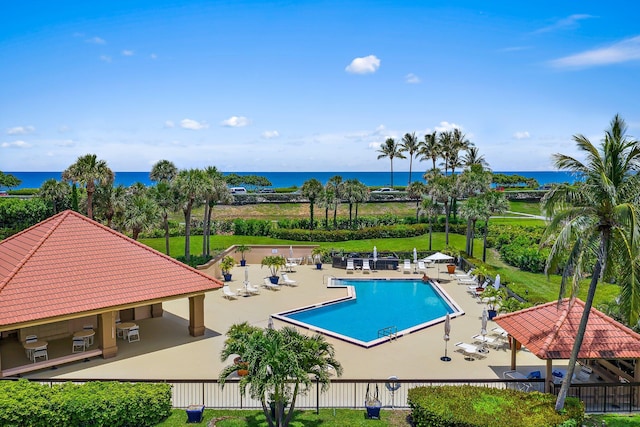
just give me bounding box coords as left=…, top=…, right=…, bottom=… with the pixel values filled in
left=276, top=278, right=463, bottom=347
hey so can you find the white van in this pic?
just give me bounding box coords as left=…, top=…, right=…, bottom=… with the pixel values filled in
left=230, top=187, right=247, bottom=194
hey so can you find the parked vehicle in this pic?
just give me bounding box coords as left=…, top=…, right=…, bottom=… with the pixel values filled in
left=230, top=187, right=247, bottom=194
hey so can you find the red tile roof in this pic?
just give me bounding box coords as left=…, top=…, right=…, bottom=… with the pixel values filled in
left=495, top=298, right=640, bottom=359
left=0, top=210, right=223, bottom=327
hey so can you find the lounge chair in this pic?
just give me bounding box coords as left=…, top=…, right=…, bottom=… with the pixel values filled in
left=471, top=334, right=500, bottom=349
left=455, top=342, right=483, bottom=360
left=402, top=259, right=412, bottom=274
left=458, top=275, right=477, bottom=284
left=263, top=277, right=281, bottom=291
left=454, top=269, right=474, bottom=279
left=362, top=259, right=371, bottom=273
left=245, top=282, right=261, bottom=295
left=281, top=274, right=298, bottom=286
left=575, top=364, right=593, bottom=382
left=222, top=285, right=238, bottom=300
left=285, top=259, right=298, bottom=272
left=503, top=370, right=532, bottom=391
left=471, top=281, right=490, bottom=298
left=417, top=261, right=427, bottom=273
left=467, top=280, right=488, bottom=293
left=346, top=259, right=355, bottom=273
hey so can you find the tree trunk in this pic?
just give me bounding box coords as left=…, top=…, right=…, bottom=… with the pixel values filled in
left=465, top=219, right=472, bottom=254
left=202, top=203, right=209, bottom=256
left=184, top=203, right=192, bottom=261
left=390, top=159, right=394, bottom=188
left=206, top=203, right=214, bottom=256
left=428, top=221, right=433, bottom=250
left=86, top=189, right=94, bottom=219
left=444, top=201, right=450, bottom=245
left=324, top=207, right=329, bottom=229
left=555, top=236, right=606, bottom=411
left=333, top=207, right=337, bottom=229
left=309, top=201, right=315, bottom=230
left=415, top=201, right=420, bottom=223
left=408, top=156, right=413, bottom=185
left=348, top=203, right=353, bottom=227
left=355, top=203, right=359, bottom=225
left=163, top=213, right=170, bottom=256
left=470, top=219, right=476, bottom=257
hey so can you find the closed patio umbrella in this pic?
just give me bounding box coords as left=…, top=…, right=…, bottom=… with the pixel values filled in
left=373, top=246, right=378, bottom=270
left=267, top=316, right=274, bottom=330
left=480, top=308, right=489, bottom=353
left=493, top=274, right=501, bottom=290
left=441, top=314, right=451, bottom=361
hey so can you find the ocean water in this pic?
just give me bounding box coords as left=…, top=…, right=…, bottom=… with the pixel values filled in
left=5, top=170, right=577, bottom=190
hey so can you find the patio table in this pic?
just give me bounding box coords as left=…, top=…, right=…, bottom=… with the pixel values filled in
left=116, top=322, right=136, bottom=339
left=23, top=340, right=48, bottom=361
left=74, top=329, right=95, bottom=346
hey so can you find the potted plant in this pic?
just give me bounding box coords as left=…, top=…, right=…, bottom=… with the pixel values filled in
left=261, top=255, right=286, bottom=284
left=479, top=286, right=507, bottom=320
left=235, top=244, right=251, bottom=266
left=220, top=255, right=236, bottom=282
left=311, top=247, right=328, bottom=270
left=442, top=248, right=459, bottom=274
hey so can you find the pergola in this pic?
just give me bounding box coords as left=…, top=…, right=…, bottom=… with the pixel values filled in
left=495, top=298, right=640, bottom=392
left=0, top=210, right=223, bottom=376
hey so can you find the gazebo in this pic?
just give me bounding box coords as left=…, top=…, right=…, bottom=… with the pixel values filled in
left=495, top=298, right=640, bottom=392
left=0, top=210, right=223, bottom=376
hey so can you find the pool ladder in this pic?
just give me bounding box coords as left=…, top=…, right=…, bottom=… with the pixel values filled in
left=378, top=326, right=398, bottom=341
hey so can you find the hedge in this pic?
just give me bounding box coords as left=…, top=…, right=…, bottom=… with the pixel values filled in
left=408, top=385, right=583, bottom=427
left=0, top=380, right=172, bottom=427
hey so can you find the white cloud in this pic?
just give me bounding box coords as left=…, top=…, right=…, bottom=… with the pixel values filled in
left=405, top=73, right=421, bottom=84
left=122, top=50, right=134, bottom=56
left=434, top=121, right=462, bottom=132
left=180, top=119, right=209, bottom=130
left=7, top=125, right=35, bottom=135
left=1, top=140, right=31, bottom=148
left=534, top=14, right=594, bottom=34
left=55, top=139, right=75, bottom=147
left=99, top=55, right=112, bottom=63
left=261, top=130, right=280, bottom=139
left=549, top=35, right=640, bottom=68
left=345, top=55, right=381, bottom=74
left=368, top=142, right=381, bottom=149
left=513, top=131, right=531, bottom=139
left=164, top=120, right=175, bottom=128
left=221, top=116, right=250, bottom=127
left=86, top=36, right=106, bottom=44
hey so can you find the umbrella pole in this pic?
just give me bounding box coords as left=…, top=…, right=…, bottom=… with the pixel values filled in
left=441, top=340, right=451, bottom=362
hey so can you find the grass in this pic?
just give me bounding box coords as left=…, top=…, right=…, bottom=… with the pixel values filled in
left=584, top=414, right=640, bottom=426
left=157, top=408, right=412, bottom=426
left=508, top=201, right=543, bottom=216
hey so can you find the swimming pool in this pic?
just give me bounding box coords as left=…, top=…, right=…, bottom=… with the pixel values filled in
left=273, top=278, right=464, bottom=347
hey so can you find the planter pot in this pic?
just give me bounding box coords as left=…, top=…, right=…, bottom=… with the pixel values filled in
left=223, top=273, right=232, bottom=282
left=446, top=264, right=456, bottom=274
left=240, top=259, right=246, bottom=267
left=269, top=276, right=280, bottom=285
left=488, top=309, right=497, bottom=320
left=316, top=263, right=322, bottom=270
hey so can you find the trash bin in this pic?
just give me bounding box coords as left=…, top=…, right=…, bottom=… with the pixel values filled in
left=186, top=404, right=204, bottom=423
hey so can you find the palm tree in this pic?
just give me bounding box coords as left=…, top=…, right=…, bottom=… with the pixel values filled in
left=341, top=179, right=360, bottom=227
left=123, top=194, right=159, bottom=240
left=352, top=180, right=369, bottom=225
left=219, top=324, right=342, bottom=427
left=93, top=183, right=127, bottom=229
left=449, top=128, right=472, bottom=175
left=421, top=197, right=440, bottom=251
left=479, top=190, right=508, bottom=262
left=459, top=196, right=484, bottom=257
left=407, top=181, right=426, bottom=222
left=174, top=168, right=207, bottom=261
left=429, top=174, right=454, bottom=245
left=399, top=132, right=420, bottom=184
left=62, top=154, right=114, bottom=219
left=542, top=115, right=640, bottom=411
left=38, top=179, right=70, bottom=214
left=301, top=178, right=324, bottom=230
left=327, top=175, right=343, bottom=229
left=150, top=159, right=178, bottom=183
left=418, top=131, right=440, bottom=171
left=462, top=146, right=490, bottom=170
left=202, top=166, right=232, bottom=257
left=319, top=185, right=336, bottom=229
left=377, top=138, right=406, bottom=188
left=149, top=181, right=178, bottom=255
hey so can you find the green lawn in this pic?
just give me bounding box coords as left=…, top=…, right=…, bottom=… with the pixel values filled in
left=157, top=408, right=411, bottom=426
left=508, top=200, right=543, bottom=216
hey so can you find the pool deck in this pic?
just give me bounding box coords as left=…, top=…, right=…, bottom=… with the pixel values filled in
left=22, top=263, right=551, bottom=381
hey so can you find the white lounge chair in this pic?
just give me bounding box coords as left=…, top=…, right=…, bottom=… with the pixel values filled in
left=455, top=342, right=483, bottom=360
left=281, top=274, right=298, bottom=286
left=285, top=260, right=298, bottom=272
left=362, top=259, right=371, bottom=273
left=263, top=277, right=281, bottom=290
left=458, top=275, right=477, bottom=284
left=471, top=334, right=500, bottom=349
left=346, top=259, right=355, bottom=273
left=575, top=364, right=593, bottom=382
left=245, top=282, right=261, bottom=295
left=402, top=259, right=411, bottom=274
left=222, top=285, right=238, bottom=300
left=417, top=261, right=427, bottom=273
left=455, top=269, right=474, bottom=279
left=471, top=281, right=490, bottom=298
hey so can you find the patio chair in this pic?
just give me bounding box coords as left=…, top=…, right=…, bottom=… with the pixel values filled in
left=83, top=324, right=94, bottom=346
left=24, top=335, right=37, bottom=359
left=454, top=269, right=474, bottom=279
left=402, top=259, right=412, bottom=274
left=362, top=259, right=371, bottom=273
left=503, top=370, right=532, bottom=391
left=346, top=259, right=355, bottom=273
left=263, top=277, right=281, bottom=291
left=72, top=337, right=86, bottom=353
left=222, top=285, right=238, bottom=300
left=458, top=275, right=477, bottom=284
left=281, top=274, right=298, bottom=286
left=32, top=348, right=48, bottom=363
left=127, top=325, right=140, bottom=342
left=471, top=334, right=500, bottom=350
left=245, top=282, right=261, bottom=295
left=575, top=364, right=593, bottom=382
left=417, top=261, right=427, bottom=273
left=472, top=281, right=491, bottom=298
left=455, top=342, right=483, bottom=361
left=285, top=260, right=298, bottom=272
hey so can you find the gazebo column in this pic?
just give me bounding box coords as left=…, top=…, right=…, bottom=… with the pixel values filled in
left=545, top=359, right=553, bottom=393
left=98, top=311, right=118, bottom=358
left=635, top=358, right=640, bottom=403
left=188, top=294, right=205, bottom=336
left=510, top=336, right=517, bottom=370
left=151, top=303, right=163, bottom=318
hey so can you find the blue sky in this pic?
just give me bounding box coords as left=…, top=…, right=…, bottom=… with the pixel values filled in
left=2, top=1, right=640, bottom=172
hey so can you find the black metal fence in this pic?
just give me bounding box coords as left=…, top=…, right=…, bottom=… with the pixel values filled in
left=19, top=377, right=640, bottom=413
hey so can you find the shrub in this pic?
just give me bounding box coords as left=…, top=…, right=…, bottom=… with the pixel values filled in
left=176, top=254, right=213, bottom=267
left=408, top=385, right=583, bottom=427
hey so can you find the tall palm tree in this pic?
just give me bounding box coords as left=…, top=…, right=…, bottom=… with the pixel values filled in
left=149, top=181, right=178, bottom=255
left=377, top=138, right=405, bottom=188
left=399, top=132, right=420, bottom=185
left=123, top=194, right=159, bottom=240
left=479, top=190, right=508, bottom=262
left=94, top=183, right=127, bottom=229
left=407, top=181, right=426, bottom=222
left=150, top=159, right=178, bottom=183
left=429, top=174, right=455, bottom=245
left=62, top=154, right=114, bottom=219
left=462, top=146, right=490, bottom=170
left=418, top=131, right=440, bottom=171
left=352, top=180, right=369, bottom=225
left=319, top=185, right=336, bottom=229
left=174, top=168, right=207, bottom=261
left=341, top=179, right=363, bottom=228
left=301, top=178, right=324, bottom=230
left=327, top=175, right=343, bottom=229
left=542, top=115, right=640, bottom=411
left=421, top=197, right=440, bottom=251
left=437, top=131, right=453, bottom=175
left=202, top=166, right=232, bottom=257
left=38, top=179, right=70, bottom=214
